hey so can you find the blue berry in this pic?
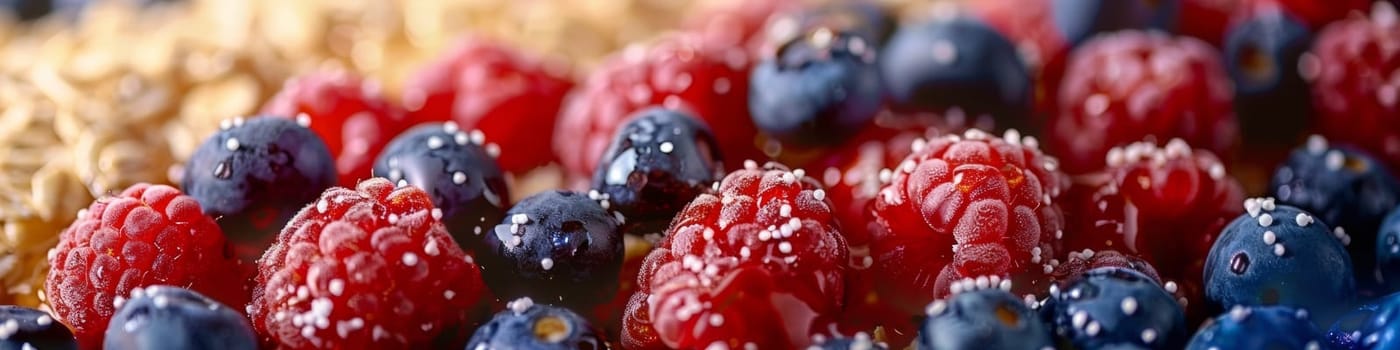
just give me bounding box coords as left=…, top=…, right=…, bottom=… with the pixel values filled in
left=465, top=298, right=605, bottom=350
left=1224, top=10, right=1313, bottom=148
left=183, top=117, right=336, bottom=260
left=103, top=285, right=257, bottom=350
left=591, top=108, right=723, bottom=236
left=1327, top=296, right=1390, bottom=350
left=879, top=15, right=1031, bottom=129
left=1355, top=292, right=1400, bottom=349
left=1051, top=0, right=1179, bottom=46
left=479, top=190, right=622, bottom=308
left=374, top=122, right=511, bottom=251
left=1272, top=136, right=1400, bottom=290
left=749, top=29, right=883, bottom=147
left=1186, top=306, right=1326, bottom=350
left=917, top=287, right=1053, bottom=350
left=1043, top=267, right=1187, bottom=349
left=762, top=1, right=896, bottom=48
left=1203, top=198, right=1356, bottom=320
left=0, top=306, right=76, bottom=350
left=810, top=333, right=886, bottom=350
left=1378, top=209, right=1400, bottom=291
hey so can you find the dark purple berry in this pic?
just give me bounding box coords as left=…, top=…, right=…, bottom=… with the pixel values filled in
left=183, top=116, right=336, bottom=260
left=1052, top=0, right=1179, bottom=46
left=1225, top=9, right=1314, bottom=149
left=465, top=298, right=606, bottom=350
left=0, top=305, right=77, bottom=350
left=591, top=108, right=722, bottom=237
left=374, top=122, right=511, bottom=251
left=918, top=287, right=1053, bottom=350
left=103, top=286, right=256, bottom=350
left=480, top=190, right=623, bottom=309
left=1043, top=267, right=1187, bottom=349
left=749, top=29, right=883, bottom=147
left=879, top=15, right=1031, bottom=130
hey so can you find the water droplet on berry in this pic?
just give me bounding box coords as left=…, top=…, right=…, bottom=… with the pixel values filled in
left=213, top=159, right=233, bottom=179
left=1230, top=252, right=1250, bottom=274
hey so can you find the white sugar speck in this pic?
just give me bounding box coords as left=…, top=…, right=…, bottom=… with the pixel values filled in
left=402, top=252, right=419, bottom=266
left=659, top=142, right=674, bottom=153
left=1296, top=213, right=1314, bottom=227
left=427, top=136, right=445, bottom=150
left=224, top=138, right=241, bottom=151
left=541, top=258, right=555, bottom=271
left=1258, top=213, right=1274, bottom=227
left=329, top=279, right=345, bottom=296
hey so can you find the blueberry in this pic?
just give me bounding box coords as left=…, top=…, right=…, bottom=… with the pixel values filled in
left=591, top=108, right=722, bottom=236
left=1328, top=298, right=1386, bottom=350
left=375, top=122, right=510, bottom=251
left=465, top=298, right=604, bottom=350
left=0, top=305, right=76, bottom=350
left=1379, top=209, right=1400, bottom=292
left=104, top=285, right=257, bottom=350
left=1225, top=10, right=1313, bottom=148
left=810, top=332, right=886, bottom=350
left=1203, top=198, right=1356, bottom=321
left=917, top=287, right=1053, bottom=350
left=879, top=15, right=1032, bottom=130
left=184, top=117, right=336, bottom=260
left=761, top=1, right=896, bottom=49
left=1042, top=267, right=1187, bottom=349
left=1272, top=136, right=1400, bottom=291
left=749, top=29, right=883, bottom=147
left=1186, top=306, right=1326, bottom=350
left=480, top=190, right=622, bottom=308
left=1052, top=0, right=1179, bottom=46
left=1356, top=292, right=1400, bottom=349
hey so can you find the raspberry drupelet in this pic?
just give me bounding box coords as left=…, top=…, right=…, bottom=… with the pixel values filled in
left=622, top=162, right=848, bottom=349
left=1307, top=2, right=1400, bottom=172
left=247, top=178, right=485, bottom=349
left=867, top=128, right=1067, bottom=320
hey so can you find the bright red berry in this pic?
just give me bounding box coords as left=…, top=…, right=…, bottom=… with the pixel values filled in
left=1047, top=31, right=1239, bottom=174
left=810, top=117, right=941, bottom=249
left=1059, top=139, right=1243, bottom=319
left=261, top=71, right=409, bottom=187
left=622, top=162, right=847, bottom=349
left=248, top=178, right=485, bottom=349
left=1308, top=3, right=1400, bottom=170
left=46, top=183, right=248, bottom=346
left=554, top=33, right=765, bottom=187
left=1241, top=0, right=1370, bottom=30
left=867, top=128, right=1067, bottom=315
left=402, top=36, right=575, bottom=173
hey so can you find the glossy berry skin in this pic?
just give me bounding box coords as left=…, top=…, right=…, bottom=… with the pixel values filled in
left=465, top=298, right=607, bottom=350
left=261, top=71, right=408, bottom=187
left=622, top=163, right=848, bottom=349
left=248, top=178, right=485, bottom=349
left=555, top=33, right=764, bottom=185
left=1308, top=3, right=1400, bottom=180
left=1380, top=210, right=1400, bottom=292
left=373, top=122, right=510, bottom=251
left=880, top=15, right=1033, bottom=130
left=918, top=288, right=1054, bottom=350
left=1061, top=140, right=1243, bottom=314
left=184, top=117, right=337, bottom=260
left=479, top=190, right=622, bottom=309
left=1043, top=267, right=1187, bottom=349
left=46, top=183, right=247, bottom=346
left=1225, top=9, right=1314, bottom=149
left=401, top=36, right=575, bottom=173
left=104, top=286, right=256, bottom=350
left=1353, top=292, right=1400, bottom=349
left=1186, top=306, right=1326, bottom=350
left=1047, top=31, right=1238, bottom=174
left=1203, top=200, right=1356, bottom=320
left=1050, top=250, right=1166, bottom=287
left=0, top=306, right=77, bottom=350
left=591, top=108, right=723, bottom=236
left=1274, top=137, right=1400, bottom=290
left=868, top=129, right=1066, bottom=315
left=749, top=29, right=882, bottom=148
left=1051, top=0, right=1179, bottom=46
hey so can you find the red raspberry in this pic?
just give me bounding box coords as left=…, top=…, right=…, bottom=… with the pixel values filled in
left=1059, top=139, right=1243, bottom=318
left=402, top=36, right=575, bottom=173
left=45, top=184, right=248, bottom=346
left=968, top=0, right=1070, bottom=118
left=261, top=71, right=409, bottom=187
left=867, top=128, right=1067, bottom=315
left=1047, top=31, right=1239, bottom=174
left=1178, top=0, right=1242, bottom=46
left=248, top=178, right=485, bottom=349
left=622, top=163, right=847, bottom=349
left=554, top=33, right=765, bottom=187
left=1308, top=3, right=1400, bottom=170
left=1241, top=0, right=1370, bottom=30
left=810, top=116, right=942, bottom=249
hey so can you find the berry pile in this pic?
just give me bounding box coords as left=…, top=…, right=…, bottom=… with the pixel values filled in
left=14, top=0, right=1400, bottom=349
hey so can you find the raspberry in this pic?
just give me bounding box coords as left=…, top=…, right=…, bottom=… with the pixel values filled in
left=811, top=118, right=941, bottom=250
left=1241, top=0, right=1370, bottom=30
left=622, top=162, right=848, bottom=349
left=248, top=178, right=485, bottom=349
left=1307, top=3, right=1400, bottom=171
left=554, top=33, right=765, bottom=186
left=45, top=183, right=248, bottom=346
left=968, top=0, right=1069, bottom=118
left=261, top=71, right=409, bottom=187
left=867, top=128, right=1066, bottom=314
left=1060, top=139, right=1243, bottom=317
left=1047, top=31, right=1239, bottom=174
left=1178, top=0, right=1241, bottom=45
left=401, top=36, right=575, bottom=173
